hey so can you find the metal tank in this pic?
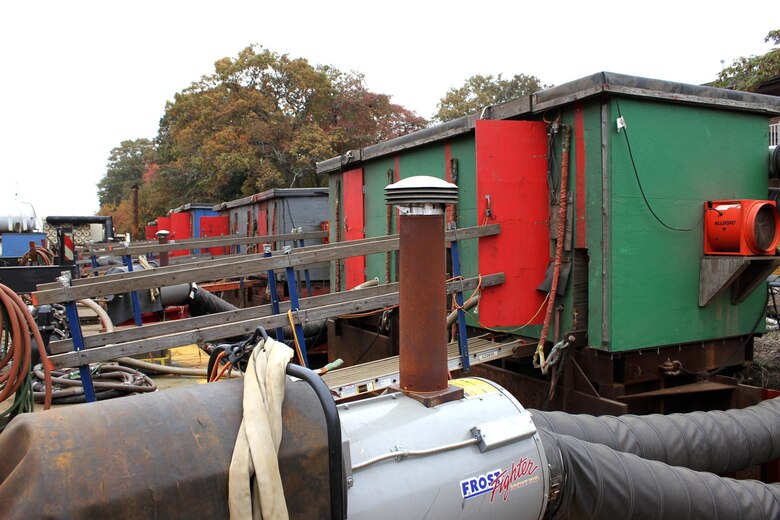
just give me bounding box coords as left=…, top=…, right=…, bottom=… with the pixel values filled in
left=341, top=377, right=550, bottom=519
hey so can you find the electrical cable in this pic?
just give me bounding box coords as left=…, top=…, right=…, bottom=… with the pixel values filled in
left=31, top=364, right=156, bottom=401
left=615, top=99, right=705, bottom=232
left=461, top=293, right=550, bottom=335
left=209, top=350, right=226, bottom=382
left=338, top=305, right=398, bottom=320
left=535, top=124, right=572, bottom=372
left=352, top=437, right=480, bottom=472
left=353, top=329, right=383, bottom=365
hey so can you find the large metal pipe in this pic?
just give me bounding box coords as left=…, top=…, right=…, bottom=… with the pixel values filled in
left=0, top=377, right=331, bottom=519
left=386, top=176, right=461, bottom=405
left=398, top=214, right=448, bottom=393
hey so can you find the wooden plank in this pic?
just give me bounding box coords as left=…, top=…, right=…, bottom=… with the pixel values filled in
left=48, top=274, right=502, bottom=354
left=49, top=233, right=402, bottom=290
left=49, top=293, right=398, bottom=368
left=34, top=224, right=500, bottom=304
left=79, top=231, right=327, bottom=257
left=34, top=238, right=395, bottom=303
left=53, top=224, right=498, bottom=291
left=49, top=283, right=398, bottom=354
left=42, top=225, right=498, bottom=291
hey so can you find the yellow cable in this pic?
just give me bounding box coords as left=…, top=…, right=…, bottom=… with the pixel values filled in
left=460, top=292, right=549, bottom=335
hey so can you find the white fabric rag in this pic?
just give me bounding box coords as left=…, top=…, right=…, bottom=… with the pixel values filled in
left=228, top=337, right=294, bottom=519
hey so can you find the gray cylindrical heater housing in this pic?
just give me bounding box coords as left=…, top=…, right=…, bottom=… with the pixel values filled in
left=341, top=377, right=550, bottom=519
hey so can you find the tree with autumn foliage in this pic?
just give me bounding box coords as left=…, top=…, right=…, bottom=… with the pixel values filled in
left=97, top=139, right=155, bottom=207
left=434, top=73, right=547, bottom=122
left=712, top=30, right=780, bottom=92
left=96, top=139, right=155, bottom=236
left=148, top=45, right=426, bottom=210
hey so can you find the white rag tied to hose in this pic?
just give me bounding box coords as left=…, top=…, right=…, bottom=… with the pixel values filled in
left=228, top=337, right=294, bottom=520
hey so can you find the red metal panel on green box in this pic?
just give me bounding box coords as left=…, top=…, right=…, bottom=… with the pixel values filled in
left=477, top=120, right=549, bottom=327
left=157, top=216, right=171, bottom=232
left=145, top=224, right=158, bottom=241
left=257, top=204, right=268, bottom=237
left=200, top=216, right=229, bottom=256
left=343, top=167, right=365, bottom=289
left=170, top=212, right=192, bottom=257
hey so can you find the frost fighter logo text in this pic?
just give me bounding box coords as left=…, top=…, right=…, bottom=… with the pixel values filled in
left=489, top=457, right=539, bottom=502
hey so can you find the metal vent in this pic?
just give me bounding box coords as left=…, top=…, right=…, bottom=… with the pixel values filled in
left=385, top=176, right=458, bottom=206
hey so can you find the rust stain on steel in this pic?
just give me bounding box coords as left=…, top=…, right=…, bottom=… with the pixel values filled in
left=398, top=215, right=448, bottom=393
left=0, top=378, right=330, bottom=520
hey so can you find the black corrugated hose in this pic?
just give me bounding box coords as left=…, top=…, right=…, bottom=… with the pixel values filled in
left=532, top=394, right=780, bottom=476
left=542, top=430, right=780, bottom=520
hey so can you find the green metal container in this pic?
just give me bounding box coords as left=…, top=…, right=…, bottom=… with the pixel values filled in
left=319, top=72, right=780, bottom=353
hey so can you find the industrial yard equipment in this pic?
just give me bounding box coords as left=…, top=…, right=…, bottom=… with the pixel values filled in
left=704, top=199, right=780, bottom=255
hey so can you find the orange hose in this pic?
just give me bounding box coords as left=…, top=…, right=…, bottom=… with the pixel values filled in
left=209, top=351, right=226, bottom=382
left=213, top=360, right=232, bottom=382
left=0, top=284, right=53, bottom=409
left=536, top=125, right=572, bottom=372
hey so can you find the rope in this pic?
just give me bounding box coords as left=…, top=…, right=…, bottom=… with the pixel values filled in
left=541, top=340, right=570, bottom=376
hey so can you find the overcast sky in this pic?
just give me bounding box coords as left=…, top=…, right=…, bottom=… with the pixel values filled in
left=0, top=0, right=776, bottom=220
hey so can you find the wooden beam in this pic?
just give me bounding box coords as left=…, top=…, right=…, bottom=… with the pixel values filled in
left=49, top=293, right=398, bottom=368
left=45, top=233, right=400, bottom=290
left=33, top=224, right=500, bottom=304
left=80, top=230, right=327, bottom=257
left=48, top=274, right=502, bottom=354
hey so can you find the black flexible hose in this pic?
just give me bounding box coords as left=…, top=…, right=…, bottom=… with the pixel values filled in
left=542, top=430, right=780, bottom=520
left=285, top=363, right=345, bottom=520
left=531, top=394, right=780, bottom=476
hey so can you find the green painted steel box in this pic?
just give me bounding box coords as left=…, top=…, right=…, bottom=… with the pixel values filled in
left=319, top=72, right=780, bottom=353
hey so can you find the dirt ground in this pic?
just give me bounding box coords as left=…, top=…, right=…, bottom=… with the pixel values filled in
left=754, top=330, right=780, bottom=390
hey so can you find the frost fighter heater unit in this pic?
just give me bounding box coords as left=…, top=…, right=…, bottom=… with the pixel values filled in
left=704, top=200, right=780, bottom=255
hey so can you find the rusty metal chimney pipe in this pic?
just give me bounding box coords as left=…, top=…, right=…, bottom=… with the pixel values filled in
left=386, top=176, right=462, bottom=406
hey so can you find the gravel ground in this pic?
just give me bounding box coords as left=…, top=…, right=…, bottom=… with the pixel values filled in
left=753, top=329, right=780, bottom=390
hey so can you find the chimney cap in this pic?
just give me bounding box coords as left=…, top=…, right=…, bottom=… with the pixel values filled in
left=385, top=175, right=458, bottom=207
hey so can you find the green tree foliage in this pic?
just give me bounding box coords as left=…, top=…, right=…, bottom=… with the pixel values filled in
left=151, top=45, right=427, bottom=208
left=97, top=138, right=155, bottom=206
left=712, top=30, right=780, bottom=92
left=434, top=73, right=547, bottom=122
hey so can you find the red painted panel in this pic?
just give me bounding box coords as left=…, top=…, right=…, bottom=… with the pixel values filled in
left=170, top=212, right=192, bottom=257
left=575, top=105, right=587, bottom=247
left=200, top=216, right=229, bottom=256
left=477, top=120, right=549, bottom=327
left=157, top=216, right=171, bottom=233
left=145, top=224, right=158, bottom=241
left=257, top=203, right=268, bottom=237
left=342, top=167, right=365, bottom=289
